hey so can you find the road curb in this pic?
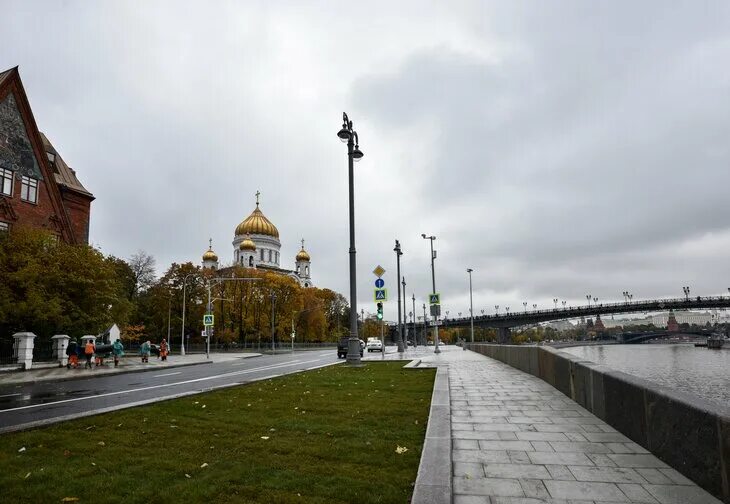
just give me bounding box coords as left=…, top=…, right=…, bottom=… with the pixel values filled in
left=411, top=364, right=452, bottom=504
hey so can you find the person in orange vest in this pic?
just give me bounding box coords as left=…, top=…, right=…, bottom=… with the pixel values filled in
left=160, top=338, right=168, bottom=361
left=84, top=340, right=95, bottom=369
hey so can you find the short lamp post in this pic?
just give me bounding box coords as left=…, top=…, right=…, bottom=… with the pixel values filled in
left=337, top=112, right=364, bottom=365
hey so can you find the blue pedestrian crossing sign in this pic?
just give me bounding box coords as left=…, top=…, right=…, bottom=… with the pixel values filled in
left=203, top=314, right=214, bottom=326
left=375, top=278, right=385, bottom=288
left=429, top=293, right=440, bottom=305
left=374, top=288, right=388, bottom=301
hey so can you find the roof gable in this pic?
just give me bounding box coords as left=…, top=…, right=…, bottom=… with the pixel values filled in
left=0, top=67, right=77, bottom=243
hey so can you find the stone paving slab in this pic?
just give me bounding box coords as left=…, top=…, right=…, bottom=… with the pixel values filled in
left=414, top=347, right=723, bottom=504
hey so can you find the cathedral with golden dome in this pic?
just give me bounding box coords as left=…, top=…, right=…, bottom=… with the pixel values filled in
left=201, top=191, right=313, bottom=287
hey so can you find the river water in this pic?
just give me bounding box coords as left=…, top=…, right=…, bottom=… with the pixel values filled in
left=561, top=344, right=729, bottom=408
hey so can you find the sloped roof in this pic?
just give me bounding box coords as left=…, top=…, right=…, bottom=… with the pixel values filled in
left=0, top=67, right=15, bottom=89
left=39, top=132, right=94, bottom=199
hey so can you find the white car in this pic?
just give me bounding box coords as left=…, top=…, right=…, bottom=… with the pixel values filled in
left=366, top=338, right=383, bottom=352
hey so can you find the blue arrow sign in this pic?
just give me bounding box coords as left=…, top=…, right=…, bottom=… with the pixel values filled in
left=375, top=278, right=384, bottom=288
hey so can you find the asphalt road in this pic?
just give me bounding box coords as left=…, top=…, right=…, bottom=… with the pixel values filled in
left=0, top=351, right=341, bottom=433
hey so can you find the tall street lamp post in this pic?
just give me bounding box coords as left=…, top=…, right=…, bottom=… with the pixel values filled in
left=421, top=234, right=440, bottom=354
left=394, top=240, right=405, bottom=352
left=402, top=276, right=408, bottom=347
left=467, top=268, right=474, bottom=343
left=412, top=294, right=417, bottom=347
left=337, top=112, right=364, bottom=365
left=180, top=273, right=198, bottom=356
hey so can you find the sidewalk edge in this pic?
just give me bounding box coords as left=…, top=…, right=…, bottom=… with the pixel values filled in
left=411, top=364, right=452, bottom=504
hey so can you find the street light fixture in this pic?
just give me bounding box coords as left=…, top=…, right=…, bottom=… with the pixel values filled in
left=466, top=268, right=474, bottom=343
left=553, top=298, right=558, bottom=309
left=337, top=112, right=364, bottom=365
left=586, top=294, right=592, bottom=308
left=523, top=301, right=527, bottom=312
left=562, top=300, right=566, bottom=309
left=421, top=233, right=440, bottom=354
left=683, top=286, right=690, bottom=301
left=180, top=272, right=199, bottom=356
left=593, top=297, right=599, bottom=306
left=394, top=240, right=405, bottom=352
left=495, top=304, right=499, bottom=314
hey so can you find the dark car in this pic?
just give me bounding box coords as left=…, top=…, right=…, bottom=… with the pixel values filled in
left=337, top=337, right=363, bottom=359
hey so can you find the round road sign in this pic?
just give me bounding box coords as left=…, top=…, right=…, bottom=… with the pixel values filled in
left=375, top=278, right=385, bottom=288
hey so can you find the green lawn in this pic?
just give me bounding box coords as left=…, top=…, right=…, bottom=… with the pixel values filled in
left=0, top=362, right=435, bottom=503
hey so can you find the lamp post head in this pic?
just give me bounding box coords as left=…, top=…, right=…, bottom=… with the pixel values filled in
left=352, top=146, right=364, bottom=160
left=394, top=239, right=402, bottom=254
left=467, top=268, right=473, bottom=273
left=337, top=127, right=350, bottom=142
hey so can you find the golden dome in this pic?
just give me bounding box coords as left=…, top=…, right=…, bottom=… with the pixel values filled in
left=296, top=239, right=310, bottom=262
left=202, top=248, right=218, bottom=262
left=239, top=234, right=256, bottom=251
left=235, top=196, right=279, bottom=238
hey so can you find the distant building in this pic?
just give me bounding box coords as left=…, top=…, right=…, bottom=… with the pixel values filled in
left=0, top=67, right=93, bottom=243
left=200, top=192, right=313, bottom=287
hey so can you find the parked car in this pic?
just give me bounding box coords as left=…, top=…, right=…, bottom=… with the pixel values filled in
left=337, top=337, right=363, bottom=359
left=366, top=338, right=383, bottom=352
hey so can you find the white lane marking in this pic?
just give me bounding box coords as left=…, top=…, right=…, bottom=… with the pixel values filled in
left=258, top=374, right=280, bottom=380
left=153, top=372, right=182, bottom=378
left=0, top=358, right=325, bottom=413
left=0, top=393, right=21, bottom=398
left=231, top=358, right=303, bottom=367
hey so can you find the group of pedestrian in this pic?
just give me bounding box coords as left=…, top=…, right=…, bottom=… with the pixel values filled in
left=65, top=337, right=170, bottom=369
left=65, top=338, right=125, bottom=369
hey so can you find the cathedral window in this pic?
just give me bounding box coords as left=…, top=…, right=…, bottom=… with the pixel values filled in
left=268, top=249, right=272, bottom=262
left=305, top=266, right=309, bottom=276
left=0, top=168, right=12, bottom=196
left=260, top=249, right=264, bottom=261
left=20, top=176, right=38, bottom=203
left=249, top=256, right=254, bottom=267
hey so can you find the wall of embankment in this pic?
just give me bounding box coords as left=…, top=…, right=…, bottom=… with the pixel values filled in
left=465, top=343, right=730, bottom=504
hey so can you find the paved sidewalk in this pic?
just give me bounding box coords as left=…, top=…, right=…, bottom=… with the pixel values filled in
left=415, top=347, right=721, bottom=504
left=0, top=352, right=261, bottom=386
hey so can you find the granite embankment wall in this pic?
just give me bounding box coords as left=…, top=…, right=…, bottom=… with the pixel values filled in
left=466, top=343, right=730, bottom=504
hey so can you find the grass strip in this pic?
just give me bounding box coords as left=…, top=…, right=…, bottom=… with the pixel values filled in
left=0, top=362, right=435, bottom=503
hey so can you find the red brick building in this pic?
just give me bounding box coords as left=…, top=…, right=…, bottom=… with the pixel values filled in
left=0, top=67, right=93, bottom=244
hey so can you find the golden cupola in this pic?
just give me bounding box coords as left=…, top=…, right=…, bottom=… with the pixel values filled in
left=239, top=234, right=256, bottom=251
left=296, top=241, right=311, bottom=262
left=235, top=193, right=279, bottom=238
left=202, top=240, right=218, bottom=262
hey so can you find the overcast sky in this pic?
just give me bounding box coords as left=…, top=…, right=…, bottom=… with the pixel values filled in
left=3, top=1, right=729, bottom=319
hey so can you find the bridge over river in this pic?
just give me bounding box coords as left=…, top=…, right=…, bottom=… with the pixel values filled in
left=436, top=295, right=730, bottom=343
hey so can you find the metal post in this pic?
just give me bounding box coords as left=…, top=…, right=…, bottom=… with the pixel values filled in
left=206, top=281, right=211, bottom=360
left=338, top=113, right=362, bottom=365
left=467, top=269, right=474, bottom=343
left=425, top=236, right=440, bottom=354
left=422, top=303, right=427, bottom=346
left=412, top=294, right=417, bottom=347
left=402, top=276, right=407, bottom=348
left=167, top=295, right=172, bottom=350
left=180, top=274, right=194, bottom=357
left=394, top=240, right=405, bottom=352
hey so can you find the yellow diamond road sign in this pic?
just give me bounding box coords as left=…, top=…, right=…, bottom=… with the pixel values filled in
left=373, top=265, right=386, bottom=278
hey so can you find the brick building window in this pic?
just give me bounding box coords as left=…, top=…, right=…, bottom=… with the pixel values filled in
left=0, top=221, right=8, bottom=234
left=0, top=168, right=12, bottom=196
left=20, top=176, right=38, bottom=203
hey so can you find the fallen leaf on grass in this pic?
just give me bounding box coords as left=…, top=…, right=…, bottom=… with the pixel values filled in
left=169, top=425, right=178, bottom=428
left=202, top=405, right=206, bottom=409
left=185, top=474, right=191, bottom=479
left=63, top=450, right=71, bottom=457
left=24, top=472, right=31, bottom=479
left=260, top=436, right=270, bottom=440
left=61, top=498, right=79, bottom=502
left=395, top=446, right=408, bottom=454
left=97, top=441, right=105, bottom=447
left=91, top=463, right=96, bottom=466
left=116, top=423, right=123, bottom=427
left=200, top=463, right=208, bottom=468
left=18, top=447, right=25, bottom=453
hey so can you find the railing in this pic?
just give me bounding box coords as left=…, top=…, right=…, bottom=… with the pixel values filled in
left=0, top=338, right=16, bottom=366
left=32, top=339, right=55, bottom=362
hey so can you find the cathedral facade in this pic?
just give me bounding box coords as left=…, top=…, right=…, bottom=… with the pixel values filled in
left=201, top=192, right=313, bottom=287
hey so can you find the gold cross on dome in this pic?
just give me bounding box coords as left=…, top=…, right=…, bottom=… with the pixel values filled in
left=209, top=238, right=213, bottom=250
left=255, top=190, right=261, bottom=206
left=301, top=238, right=305, bottom=250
